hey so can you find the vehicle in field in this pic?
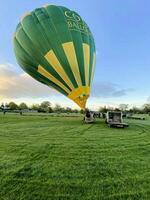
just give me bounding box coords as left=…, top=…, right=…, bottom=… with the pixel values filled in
left=84, top=110, right=96, bottom=123
left=106, top=111, right=129, bottom=128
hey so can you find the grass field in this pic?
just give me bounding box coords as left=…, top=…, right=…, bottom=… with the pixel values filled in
left=0, top=113, right=150, bottom=200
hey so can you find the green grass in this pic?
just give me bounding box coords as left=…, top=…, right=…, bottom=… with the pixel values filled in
left=0, top=113, right=150, bottom=200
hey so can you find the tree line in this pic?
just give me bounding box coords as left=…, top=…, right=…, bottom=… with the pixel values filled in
left=0, top=101, right=150, bottom=114
left=99, top=104, right=150, bottom=114
left=0, top=101, right=80, bottom=113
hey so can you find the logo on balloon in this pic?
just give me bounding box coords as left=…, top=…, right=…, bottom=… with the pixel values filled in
left=64, top=11, right=91, bottom=35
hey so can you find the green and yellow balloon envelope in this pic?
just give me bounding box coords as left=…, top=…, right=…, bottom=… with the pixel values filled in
left=13, top=5, right=96, bottom=109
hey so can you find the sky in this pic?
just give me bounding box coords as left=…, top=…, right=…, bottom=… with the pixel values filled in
left=0, top=0, right=150, bottom=110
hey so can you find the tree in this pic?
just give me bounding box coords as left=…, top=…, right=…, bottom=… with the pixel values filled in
left=99, top=106, right=108, bottom=113
left=40, top=101, right=52, bottom=113
left=65, top=107, right=72, bottom=113
left=80, top=109, right=85, bottom=114
left=40, top=101, right=51, bottom=109
left=19, top=102, right=28, bottom=110
left=0, top=103, right=4, bottom=110
left=48, top=107, right=53, bottom=113
left=31, top=104, right=40, bottom=111
left=119, top=104, right=128, bottom=111
left=143, top=104, right=150, bottom=114
left=129, top=106, right=141, bottom=114
left=8, top=102, right=18, bottom=110
left=54, top=104, right=62, bottom=113
left=114, top=108, right=121, bottom=111
left=73, top=109, right=79, bottom=113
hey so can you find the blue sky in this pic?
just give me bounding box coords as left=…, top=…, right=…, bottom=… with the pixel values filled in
left=0, top=0, right=150, bottom=109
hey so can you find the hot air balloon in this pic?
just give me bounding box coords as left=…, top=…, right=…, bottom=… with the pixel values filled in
left=13, top=5, right=96, bottom=109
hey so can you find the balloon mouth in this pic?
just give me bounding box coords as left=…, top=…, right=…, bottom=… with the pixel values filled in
left=68, top=86, right=90, bottom=109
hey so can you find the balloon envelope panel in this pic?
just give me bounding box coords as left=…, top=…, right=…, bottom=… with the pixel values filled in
left=13, top=5, right=96, bottom=108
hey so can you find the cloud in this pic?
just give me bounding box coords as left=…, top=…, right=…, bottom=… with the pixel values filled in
left=0, top=63, right=134, bottom=101
left=0, top=63, right=57, bottom=99
left=91, top=82, right=134, bottom=98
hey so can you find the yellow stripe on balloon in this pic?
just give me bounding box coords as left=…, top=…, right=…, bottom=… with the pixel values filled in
left=38, top=65, right=70, bottom=94
left=45, top=50, right=75, bottom=91
left=62, top=42, right=82, bottom=87
left=68, top=86, right=90, bottom=109
left=83, top=43, right=90, bottom=86
left=90, top=52, right=96, bottom=86
left=68, top=86, right=89, bottom=100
